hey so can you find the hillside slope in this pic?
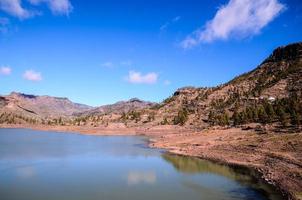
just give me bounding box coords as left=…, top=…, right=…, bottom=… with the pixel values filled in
left=117, top=42, right=302, bottom=128
left=77, top=98, right=156, bottom=116
left=0, top=42, right=301, bottom=129
left=0, top=92, right=92, bottom=122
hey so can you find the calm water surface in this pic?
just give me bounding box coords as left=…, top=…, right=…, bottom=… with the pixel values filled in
left=0, top=128, right=283, bottom=200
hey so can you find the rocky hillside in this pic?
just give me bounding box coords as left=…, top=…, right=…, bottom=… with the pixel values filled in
left=77, top=98, right=156, bottom=116
left=0, top=42, right=301, bottom=128
left=117, top=42, right=302, bottom=128
left=0, top=92, right=92, bottom=120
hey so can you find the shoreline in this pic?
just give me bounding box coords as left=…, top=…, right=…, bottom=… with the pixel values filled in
left=0, top=124, right=301, bottom=200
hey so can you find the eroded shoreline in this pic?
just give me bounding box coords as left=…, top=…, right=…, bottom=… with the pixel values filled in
left=0, top=124, right=301, bottom=200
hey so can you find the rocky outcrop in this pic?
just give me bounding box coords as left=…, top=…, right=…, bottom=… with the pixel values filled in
left=263, top=42, right=302, bottom=63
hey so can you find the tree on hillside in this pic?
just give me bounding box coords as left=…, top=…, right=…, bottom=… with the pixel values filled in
left=173, top=108, right=188, bottom=126
left=208, top=111, right=215, bottom=126
left=219, top=111, right=229, bottom=126
left=291, top=111, right=301, bottom=126
left=264, top=102, right=276, bottom=123
left=232, top=110, right=240, bottom=126
left=257, top=106, right=268, bottom=124
left=278, top=107, right=290, bottom=127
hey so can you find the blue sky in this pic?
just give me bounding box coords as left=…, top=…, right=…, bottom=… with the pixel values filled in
left=0, top=0, right=301, bottom=106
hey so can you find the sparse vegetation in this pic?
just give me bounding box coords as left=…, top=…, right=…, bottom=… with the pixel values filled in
left=173, top=108, right=188, bottom=126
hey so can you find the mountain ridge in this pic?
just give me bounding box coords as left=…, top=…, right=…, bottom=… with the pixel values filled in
left=1, top=42, right=301, bottom=128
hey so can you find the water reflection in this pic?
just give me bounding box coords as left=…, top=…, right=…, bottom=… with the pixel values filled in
left=163, top=154, right=283, bottom=200
left=127, top=171, right=157, bottom=185
left=0, top=129, right=283, bottom=200
left=16, top=166, right=36, bottom=179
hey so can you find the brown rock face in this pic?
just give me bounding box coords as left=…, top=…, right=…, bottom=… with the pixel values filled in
left=264, top=42, right=302, bottom=63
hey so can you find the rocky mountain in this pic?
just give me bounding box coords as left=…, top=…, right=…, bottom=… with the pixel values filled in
left=77, top=98, right=157, bottom=116
left=117, top=42, right=302, bottom=128
left=0, top=92, right=156, bottom=125
left=0, top=92, right=92, bottom=119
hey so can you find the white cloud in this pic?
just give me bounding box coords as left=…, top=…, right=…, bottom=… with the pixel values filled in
left=181, top=0, right=285, bottom=49
left=126, top=71, right=158, bottom=84
left=101, top=61, right=114, bottom=68
left=28, top=0, right=73, bottom=15
left=23, top=70, right=42, bottom=81
left=0, top=66, right=11, bottom=75
left=0, top=0, right=33, bottom=19
left=0, top=0, right=72, bottom=19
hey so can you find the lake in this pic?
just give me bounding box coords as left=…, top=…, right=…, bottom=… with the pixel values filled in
left=0, top=128, right=283, bottom=200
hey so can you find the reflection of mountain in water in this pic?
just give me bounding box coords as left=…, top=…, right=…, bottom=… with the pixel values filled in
left=162, top=153, right=283, bottom=200
left=163, top=153, right=251, bottom=180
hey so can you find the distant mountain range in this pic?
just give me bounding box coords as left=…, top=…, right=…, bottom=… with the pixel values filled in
left=0, top=92, right=156, bottom=121
left=76, top=98, right=156, bottom=117
left=0, top=92, right=92, bottom=119
left=1, top=42, right=301, bottom=128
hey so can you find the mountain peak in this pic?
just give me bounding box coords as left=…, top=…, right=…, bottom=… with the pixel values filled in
left=264, top=42, right=302, bottom=63
left=10, top=92, right=37, bottom=99
left=129, top=98, right=143, bottom=103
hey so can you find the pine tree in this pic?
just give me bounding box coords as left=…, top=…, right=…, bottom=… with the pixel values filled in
left=161, top=118, right=169, bottom=125
left=258, top=106, right=268, bottom=124
left=252, top=106, right=259, bottom=122
left=278, top=107, right=290, bottom=127
left=240, top=110, right=247, bottom=124
left=222, top=112, right=229, bottom=126
left=265, top=103, right=275, bottom=123
left=173, top=108, right=188, bottom=126
left=246, top=107, right=254, bottom=123
left=291, top=111, right=301, bottom=126
left=232, top=110, right=240, bottom=126
left=208, top=111, right=215, bottom=126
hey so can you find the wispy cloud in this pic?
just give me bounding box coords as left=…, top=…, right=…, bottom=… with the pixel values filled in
left=0, top=66, right=12, bottom=75
left=160, top=16, right=181, bottom=31
left=23, top=70, right=42, bottom=81
left=160, top=23, right=169, bottom=31
left=181, top=0, right=285, bottom=49
left=0, top=0, right=72, bottom=19
left=0, top=0, right=33, bottom=19
left=126, top=71, right=158, bottom=84
left=28, top=0, right=73, bottom=15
